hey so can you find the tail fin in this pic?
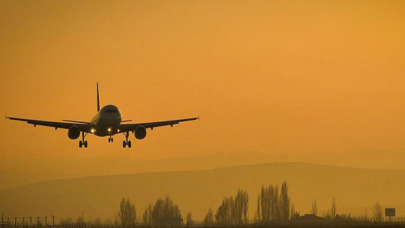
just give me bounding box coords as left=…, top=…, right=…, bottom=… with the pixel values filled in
left=97, top=83, right=100, bottom=112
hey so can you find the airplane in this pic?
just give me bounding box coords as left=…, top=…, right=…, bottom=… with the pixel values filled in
left=6, top=83, right=199, bottom=148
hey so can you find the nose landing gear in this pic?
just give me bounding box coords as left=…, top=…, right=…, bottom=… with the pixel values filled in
left=108, top=136, right=114, bottom=143
left=123, top=141, right=132, bottom=148
left=79, top=141, right=88, bottom=148
left=79, top=132, right=88, bottom=148
left=123, top=132, right=131, bottom=148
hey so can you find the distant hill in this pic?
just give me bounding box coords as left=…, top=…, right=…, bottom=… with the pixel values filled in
left=2, top=150, right=405, bottom=190
left=0, top=162, right=404, bottom=221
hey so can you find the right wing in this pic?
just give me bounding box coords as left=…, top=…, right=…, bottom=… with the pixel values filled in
left=6, top=117, right=92, bottom=132
left=119, top=117, right=199, bottom=133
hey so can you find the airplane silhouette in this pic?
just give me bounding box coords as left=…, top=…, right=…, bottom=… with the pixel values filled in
left=6, top=83, right=198, bottom=148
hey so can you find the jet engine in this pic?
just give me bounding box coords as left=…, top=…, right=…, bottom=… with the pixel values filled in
left=68, top=125, right=80, bottom=139
left=134, top=126, right=147, bottom=140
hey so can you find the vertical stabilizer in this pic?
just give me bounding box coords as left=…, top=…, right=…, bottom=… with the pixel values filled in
left=97, top=83, right=100, bottom=112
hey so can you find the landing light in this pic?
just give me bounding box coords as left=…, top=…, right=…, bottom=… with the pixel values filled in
left=108, top=128, right=111, bottom=132
left=117, top=129, right=120, bottom=132
left=91, top=129, right=95, bottom=133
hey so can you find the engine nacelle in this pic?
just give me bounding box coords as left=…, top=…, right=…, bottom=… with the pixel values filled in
left=134, top=126, right=147, bottom=140
left=68, top=125, right=80, bottom=140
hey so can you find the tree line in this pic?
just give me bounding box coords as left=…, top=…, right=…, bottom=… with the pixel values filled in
left=118, top=181, right=292, bottom=227
left=57, top=181, right=390, bottom=226
left=118, top=196, right=182, bottom=227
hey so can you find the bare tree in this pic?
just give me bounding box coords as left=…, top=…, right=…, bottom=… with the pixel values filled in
left=234, top=189, right=249, bottom=225
left=372, top=202, right=383, bottom=222
left=257, top=185, right=273, bottom=222
left=311, top=200, right=318, bottom=216
left=214, top=189, right=250, bottom=226
left=203, top=208, right=214, bottom=226
left=290, top=204, right=295, bottom=220
left=257, top=182, right=291, bottom=223
left=259, top=186, right=266, bottom=222
left=280, top=181, right=290, bottom=221
left=93, top=218, right=102, bottom=226
left=59, top=218, right=74, bottom=226
left=146, top=196, right=182, bottom=226
left=186, top=213, right=193, bottom=227
left=119, top=198, right=136, bottom=227
left=290, top=204, right=299, bottom=219
left=331, top=197, right=337, bottom=218
left=75, top=216, right=83, bottom=226
left=143, top=204, right=153, bottom=225
left=271, top=185, right=280, bottom=221
left=255, top=196, right=261, bottom=222
left=215, top=196, right=234, bottom=225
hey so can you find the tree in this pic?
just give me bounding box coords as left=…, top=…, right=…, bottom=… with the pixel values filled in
left=331, top=197, right=337, bottom=218
left=214, top=190, right=249, bottom=226
left=186, top=213, right=193, bottom=227
left=255, top=196, right=261, bottom=222
left=59, top=218, right=74, bottom=226
left=119, top=198, right=136, bottom=227
left=75, top=216, right=83, bottom=226
left=311, top=200, right=318, bottom=216
left=280, top=181, right=290, bottom=221
left=257, top=185, right=274, bottom=222
left=93, top=218, right=102, bottom=226
left=290, top=204, right=295, bottom=220
left=271, top=185, right=280, bottom=221
left=372, top=202, right=383, bottom=222
left=257, top=182, right=291, bottom=223
left=144, top=196, right=182, bottom=226
left=203, top=208, right=214, bottom=226
left=234, top=189, right=249, bottom=225
left=215, top=196, right=234, bottom=225
left=143, top=205, right=153, bottom=225
left=290, top=204, right=299, bottom=219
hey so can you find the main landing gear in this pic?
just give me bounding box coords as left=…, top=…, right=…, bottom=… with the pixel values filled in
left=108, top=136, right=114, bottom=143
left=79, top=132, right=88, bottom=148
left=123, top=132, right=131, bottom=148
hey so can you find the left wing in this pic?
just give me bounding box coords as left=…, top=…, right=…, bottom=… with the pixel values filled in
left=119, top=117, right=199, bottom=133
left=6, top=117, right=92, bottom=132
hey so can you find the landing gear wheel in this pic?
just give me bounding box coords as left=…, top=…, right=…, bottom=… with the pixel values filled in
left=111, top=138, right=114, bottom=143
left=123, top=132, right=130, bottom=148
left=79, top=132, right=88, bottom=148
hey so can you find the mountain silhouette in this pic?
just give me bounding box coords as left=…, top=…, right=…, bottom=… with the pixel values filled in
left=0, top=162, right=404, bottom=221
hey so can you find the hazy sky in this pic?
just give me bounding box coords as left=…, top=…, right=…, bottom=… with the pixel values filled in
left=1, top=0, right=405, bottom=168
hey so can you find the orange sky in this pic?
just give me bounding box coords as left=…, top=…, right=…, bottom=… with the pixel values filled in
left=1, top=0, right=405, bottom=169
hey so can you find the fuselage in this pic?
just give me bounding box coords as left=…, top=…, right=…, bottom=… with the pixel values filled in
left=90, top=105, right=122, bottom=136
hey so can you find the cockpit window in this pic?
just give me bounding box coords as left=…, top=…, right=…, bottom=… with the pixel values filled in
left=106, top=110, right=118, bottom=113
